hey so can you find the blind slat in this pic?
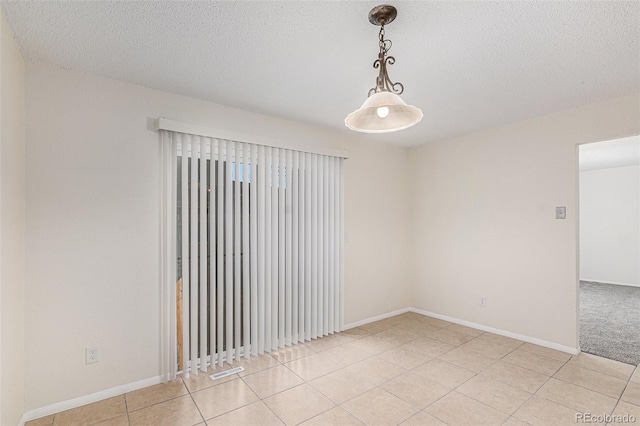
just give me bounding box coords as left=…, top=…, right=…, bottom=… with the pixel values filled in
left=272, top=148, right=280, bottom=350
left=328, top=156, right=335, bottom=334
left=161, top=131, right=344, bottom=375
left=299, top=152, right=307, bottom=343
left=323, top=156, right=329, bottom=336
left=216, top=139, right=225, bottom=367
left=250, top=144, right=259, bottom=356
left=285, top=149, right=293, bottom=346
left=180, top=134, right=190, bottom=376
left=225, top=142, right=233, bottom=364
left=234, top=141, right=242, bottom=361
left=190, top=135, right=199, bottom=374
left=209, top=139, right=216, bottom=366
left=278, top=148, right=286, bottom=348
left=304, top=153, right=312, bottom=341
left=292, top=151, right=299, bottom=344
left=339, top=160, right=345, bottom=330
left=199, top=137, right=208, bottom=372
left=311, top=154, right=318, bottom=340
left=264, top=147, right=272, bottom=353
left=242, top=143, right=251, bottom=359
left=318, top=155, right=325, bottom=337
left=257, top=145, right=266, bottom=355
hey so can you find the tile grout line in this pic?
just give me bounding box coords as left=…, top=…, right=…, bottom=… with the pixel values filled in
left=275, top=321, right=454, bottom=424
left=565, top=357, right=636, bottom=381
left=184, top=391, right=206, bottom=425
left=551, top=363, right=633, bottom=401
left=257, top=378, right=337, bottom=425
left=355, top=321, right=486, bottom=422
left=256, top=387, right=289, bottom=426
left=154, top=331, right=635, bottom=425
left=23, top=319, right=453, bottom=423
left=510, top=354, right=582, bottom=423
left=420, top=337, right=584, bottom=424
left=607, top=364, right=638, bottom=418
left=125, top=380, right=190, bottom=414
left=374, top=330, right=509, bottom=425
left=181, top=368, right=221, bottom=425
left=32, top=313, right=632, bottom=426
left=422, top=342, right=527, bottom=424
left=194, top=357, right=306, bottom=424
left=123, top=392, right=131, bottom=426
left=429, top=351, right=639, bottom=426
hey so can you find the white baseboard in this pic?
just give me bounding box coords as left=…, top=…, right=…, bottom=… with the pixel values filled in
left=20, top=305, right=579, bottom=424
left=581, top=279, right=640, bottom=288
left=19, top=375, right=162, bottom=425
left=19, top=308, right=407, bottom=424
left=410, top=308, right=579, bottom=355
left=344, top=307, right=410, bottom=329
left=344, top=307, right=578, bottom=356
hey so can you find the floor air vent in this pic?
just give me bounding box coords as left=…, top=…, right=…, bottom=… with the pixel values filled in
left=210, top=366, right=245, bottom=381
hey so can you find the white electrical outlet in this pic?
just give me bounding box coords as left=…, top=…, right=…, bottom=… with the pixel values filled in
left=86, top=346, right=100, bottom=364
left=480, top=296, right=487, bottom=307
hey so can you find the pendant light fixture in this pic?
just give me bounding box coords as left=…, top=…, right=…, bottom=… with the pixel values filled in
left=345, top=5, right=422, bottom=133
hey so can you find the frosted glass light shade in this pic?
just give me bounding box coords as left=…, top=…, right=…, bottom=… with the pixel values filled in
left=345, top=91, right=423, bottom=133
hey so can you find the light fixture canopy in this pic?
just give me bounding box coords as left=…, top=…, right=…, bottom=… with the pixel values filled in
left=345, top=4, right=422, bottom=134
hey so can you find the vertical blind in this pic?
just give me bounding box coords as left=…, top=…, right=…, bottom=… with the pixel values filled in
left=160, top=129, right=345, bottom=380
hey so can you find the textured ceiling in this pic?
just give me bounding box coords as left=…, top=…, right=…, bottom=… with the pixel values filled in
left=580, top=136, right=640, bottom=171
left=2, top=1, right=639, bottom=146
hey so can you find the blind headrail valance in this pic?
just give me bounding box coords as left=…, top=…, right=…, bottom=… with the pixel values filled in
left=155, top=117, right=349, bottom=159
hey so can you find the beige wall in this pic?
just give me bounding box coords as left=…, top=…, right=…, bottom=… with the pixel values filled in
left=24, top=62, right=411, bottom=410
left=20, top=53, right=640, bottom=414
left=409, top=93, right=640, bottom=349
left=0, top=11, right=26, bottom=426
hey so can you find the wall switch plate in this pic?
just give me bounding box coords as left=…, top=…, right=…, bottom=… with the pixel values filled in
left=480, top=296, right=487, bottom=307
left=86, top=346, right=100, bottom=364
left=555, top=206, right=566, bottom=219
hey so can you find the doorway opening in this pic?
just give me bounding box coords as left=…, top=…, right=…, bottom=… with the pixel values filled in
left=578, top=135, right=640, bottom=366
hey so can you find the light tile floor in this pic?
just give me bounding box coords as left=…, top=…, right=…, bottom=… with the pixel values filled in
left=27, top=312, right=640, bottom=425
